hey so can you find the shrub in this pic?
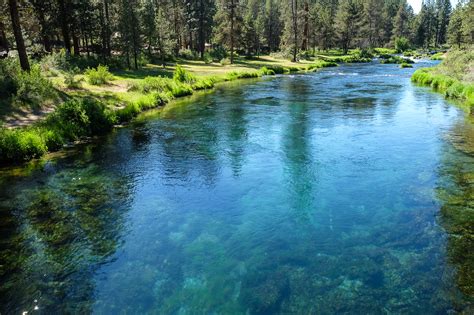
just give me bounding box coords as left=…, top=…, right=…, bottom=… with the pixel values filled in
left=40, top=49, right=69, bottom=73
left=0, top=58, right=20, bottom=98
left=380, top=56, right=414, bottom=64
left=220, top=58, right=231, bottom=66
left=307, top=60, right=338, bottom=70
left=192, top=77, right=216, bottom=90
left=85, top=65, right=113, bottom=85
left=14, top=64, right=57, bottom=106
left=259, top=66, right=276, bottom=76
left=226, top=71, right=261, bottom=81
left=210, top=46, right=227, bottom=61
left=128, top=76, right=193, bottom=97
left=394, top=37, right=410, bottom=53
left=431, top=52, right=445, bottom=60
left=64, top=67, right=83, bottom=89
left=0, top=128, right=48, bottom=162
left=49, top=99, right=90, bottom=140
left=374, top=47, right=398, bottom=55
left=178, top=48, right=198, bottom=60
left=173, top=65, right=196, bottom=84
left=400, top=63, right=413, bottom=68
left=116, top=103, right=141, bottom=122
left=203, top=52, right=213, bottom=64
left=265, top=65, right=288, bottom=74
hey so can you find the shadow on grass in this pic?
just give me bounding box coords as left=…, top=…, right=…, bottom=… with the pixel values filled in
left=113, top=65, right=173, bottom=80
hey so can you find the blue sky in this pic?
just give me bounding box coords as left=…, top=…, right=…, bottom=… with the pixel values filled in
left=408, top=0, right=459, bottom=13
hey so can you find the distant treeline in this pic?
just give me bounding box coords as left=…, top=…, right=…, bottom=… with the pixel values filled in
left=1, top=0, right=473, bottom=70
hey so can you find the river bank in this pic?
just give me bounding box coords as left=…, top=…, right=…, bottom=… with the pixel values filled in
left=411, top=48, right=474, bottom=108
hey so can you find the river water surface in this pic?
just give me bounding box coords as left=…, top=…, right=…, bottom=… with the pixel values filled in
left=1, top=61, right=473, bottom=314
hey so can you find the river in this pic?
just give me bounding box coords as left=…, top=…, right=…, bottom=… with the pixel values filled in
left=0, top=61, right=472, bottom=314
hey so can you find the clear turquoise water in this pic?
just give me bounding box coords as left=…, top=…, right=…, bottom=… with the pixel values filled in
left=0, top=62, right=473, bottom=314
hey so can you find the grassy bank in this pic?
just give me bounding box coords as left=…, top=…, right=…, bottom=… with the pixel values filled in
left=411, top=49, right=474, bottom=107
left=0, top=57, right=338, bottom=164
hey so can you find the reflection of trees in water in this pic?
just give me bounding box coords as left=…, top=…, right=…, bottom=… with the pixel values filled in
left=157, top=98, right=220, bottom=186
left=281, top=77, right=316, bottom=224
left=437, top=133, right=474, bottom=301
left=225, top=100, right=248, bottom=177
left=0, top=164, right=131, bottom=314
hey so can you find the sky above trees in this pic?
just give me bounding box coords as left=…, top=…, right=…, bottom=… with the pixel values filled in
left=408, top=0, right=459, bottom=13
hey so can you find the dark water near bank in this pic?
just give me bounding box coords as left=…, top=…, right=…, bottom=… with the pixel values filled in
left=1, top=62, right=473, bottom=314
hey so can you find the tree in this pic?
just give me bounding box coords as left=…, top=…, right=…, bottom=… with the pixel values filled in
left=335, top=0, right=362, bottom=54
left=214, top=0, right=243, bottom=64
left=361, top=0, right=384, bottom=48
left=8, top=0, right=29, bottom=71
left=312, top=2, right=335, bottom=51
left=461, top=0, right=474, bottom=44
left=434, top=0, right=451, bottom=46
left=118, top=0, right=141, bottom=69
left=447, top=3, right=464, bottom=47
left=392, top=0, right=413, bottom=42
left=264, top=0, right=282, bottom=52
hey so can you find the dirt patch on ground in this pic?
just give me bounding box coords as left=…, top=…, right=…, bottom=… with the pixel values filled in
left=2, top=105, right=57, bottom=128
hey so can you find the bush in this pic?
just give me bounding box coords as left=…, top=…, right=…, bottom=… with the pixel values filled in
left=14, top=64, right=57, bottom=106
left=431, top=52, right=445, bottom=60
left=203, top=52, right=213, bottom=64
left=64, top=67, right=83, bottom=89
left=192, top=77, right=216, bottom=90
left=264, top=65, right=288, bottom=74
left=178, top=48, right=198, bottom=60
left=307, top=60, right=338, bottom=70
left=0, top=58, right=20, bottom=98
left=40, top=49, right=69, bottom=73
left=0, top=128, right=48, bottom=162
left=226, top=71, right=261, bottom=81
left=210, top=46, right=227, bottom=61
left=173, top=65, right=196, bottom=84
left=400, top=63, right=413, bottom=68
left=85, top=65, right=113, bottom=85
left=259, top=66, right=276, bottom=76
left=220, top=58, right=231, bottom=66
left=380, top=56, right=414, bottom=64
left=394, top=37, right=410, bottom=53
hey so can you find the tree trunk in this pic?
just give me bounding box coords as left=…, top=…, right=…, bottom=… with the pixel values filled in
left=291, top=0, right=298, bottom=62
left=37, top=8, right=51, bottom=52
left=58, top=0, right=72, bottom=53
left=8, top=0, right=29, bottom=71
left=104, top=0, right=111, bottom=56
left=0, top=21, right=9, bottom=53
left=72, top=31, right=80, bottom=55
left=198, top=0, right=205, bottom=58
left=302, top=1, right=309, bottom=51
left=230, top=0, right=235, bottom=64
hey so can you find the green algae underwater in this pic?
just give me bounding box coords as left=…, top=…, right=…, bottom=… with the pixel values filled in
left=0, top=61, right=473, bottom=314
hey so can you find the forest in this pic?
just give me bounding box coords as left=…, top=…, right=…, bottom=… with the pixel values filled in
left=1, top=0, right=473, bottom=71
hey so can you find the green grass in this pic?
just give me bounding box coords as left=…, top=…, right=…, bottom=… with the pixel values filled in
left=412, top=68, right=474, bottom=106
left=380, top=56, right=414, bottom=64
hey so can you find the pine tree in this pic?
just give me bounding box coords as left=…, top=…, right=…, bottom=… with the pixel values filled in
left=392, top=0, right=413, bottom=41
left=335, top=0, right=362, bottom=54
left=8, top=0, right=29, bottom=71
left=214, top=0, right=243, bottom=63
left=264, top=0, right=282, bottom=52
left=447, top=2, right=464, bottom=47
left=361, top=0, right=384, bottom=48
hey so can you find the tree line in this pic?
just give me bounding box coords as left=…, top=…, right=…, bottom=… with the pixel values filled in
left=1, top=0, right=473, bottom=71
